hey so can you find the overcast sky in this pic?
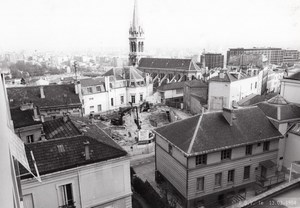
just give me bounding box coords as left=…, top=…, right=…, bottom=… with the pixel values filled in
left=0, top=0, right=299, bottom=53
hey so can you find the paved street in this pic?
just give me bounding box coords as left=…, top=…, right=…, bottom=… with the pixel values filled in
left=130, top=153, right=161, bottom=195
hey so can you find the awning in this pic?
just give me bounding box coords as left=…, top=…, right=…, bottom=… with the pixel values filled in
left=259, top=160, right=276, bottom=169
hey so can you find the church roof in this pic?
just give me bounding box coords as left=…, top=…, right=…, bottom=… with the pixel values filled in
left=138, top=58, right=201, bottom=71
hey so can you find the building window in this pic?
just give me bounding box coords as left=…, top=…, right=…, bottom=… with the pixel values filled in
left=59, top=183, right=74, bottom=207
left=196, top=177, right=204, bottom=191
left=90, top=106, right=94, bottom=110
left=215, top=173, right=222, bottom=187
left=131, top=95, right=135, bottom=103
left=196, top=154, right=207, bottom=165
left=168, top=144, right=173, bottom=155
left=255, top=82, right=257, bottom=89
left=89, top=97, right=94, bottom=101
left=263, top=141, right=270, bottom=151
left=246, top=145, right=252, bottom=155
left=228, top=169, right=235, bottom=183
left=221, top=149, right=232, bottom=160
left=87, top=87, right=92, bottom=93
left=97, top=104, right=102, bottom=112
left=120, top=95, right=124, bottom=104
left=26, top=135, right=34, bottom=143
left=111, top=98, right=114, bottom=106
left=82, top=99, right=84, bottom=105
left=96, top=86, right=101, bottom=92
left=140, top=94, right=143, bottom=102
left=251, top=83, right=253, bottom=90
left=244, top=166, right=250, bottom=180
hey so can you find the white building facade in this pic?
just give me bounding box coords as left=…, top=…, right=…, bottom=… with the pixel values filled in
left=81, top=67, right=153, bottom=116
left=208, top=72, right=259, bottom=111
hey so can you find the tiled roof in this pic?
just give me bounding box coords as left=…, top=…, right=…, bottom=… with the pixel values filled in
left=284, top=71, right=300, bottom=81
left=267, top=95, right=288, bottom=105
left=154, top=107, right=282, bottom=154
left=209, top=72, right=251, bottom=82
left=7, top=84, right=81, bottom=109
left=238, top=93, right=278, bottom=106
left=157, top=82, right=185, bottom=91
left=10, top=107, right=41, bottom=128
left=185, top=79, right=208, bottom=88
left=103, top=67, right=144, bottom=82
left=257, top=102, right=300, bottom=121
left=43, top=117, right=82, bottom=140
left=138, top=58, right=200, bottom=71
left=21, top=136, right=127, bottom=177
left=69, top=116, right=123, bottom=151
left=157, top=80, right=207, bottom=91
left=80, top=77, right=105, bottom=87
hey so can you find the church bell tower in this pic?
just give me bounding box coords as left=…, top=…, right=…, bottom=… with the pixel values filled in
left=128, top=0, right=144, bottom=66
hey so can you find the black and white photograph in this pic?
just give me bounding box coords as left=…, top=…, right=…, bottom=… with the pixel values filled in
left=1, top=0, right=300, bottom=207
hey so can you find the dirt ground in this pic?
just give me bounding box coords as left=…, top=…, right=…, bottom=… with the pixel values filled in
left=101, top=105, right=192, bottom=148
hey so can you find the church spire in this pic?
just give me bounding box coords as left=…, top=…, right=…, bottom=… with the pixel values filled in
left=132, top=0, right=139, bottom=31
left=128, top=0, right=144, bottom=66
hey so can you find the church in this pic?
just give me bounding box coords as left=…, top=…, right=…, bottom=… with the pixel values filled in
left=129, top=1, right=202, bottom=87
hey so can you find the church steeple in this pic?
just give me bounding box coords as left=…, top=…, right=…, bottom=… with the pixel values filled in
left=132, top=0, right=139, bottom=31
left=129, top=0, right=144, bottom=66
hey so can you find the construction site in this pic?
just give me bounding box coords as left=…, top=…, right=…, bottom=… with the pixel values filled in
left=97, top=103, right=192, bottom=155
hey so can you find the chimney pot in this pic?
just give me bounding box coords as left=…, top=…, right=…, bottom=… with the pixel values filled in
left=63, top=113, right=68, bottom=123
left=84, top=141, right=90, bottom=160
left=40, top=86, right=45, bottom=98
left=33, top=106, right=39, bottom=120
left=41, top=115, right=45, bottom=123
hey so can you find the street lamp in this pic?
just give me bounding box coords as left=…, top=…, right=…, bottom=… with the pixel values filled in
left=288, top=161, right=300, bottom=183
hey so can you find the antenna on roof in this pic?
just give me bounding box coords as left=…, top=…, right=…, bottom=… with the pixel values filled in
left=74, top=61, right=78, bottom=81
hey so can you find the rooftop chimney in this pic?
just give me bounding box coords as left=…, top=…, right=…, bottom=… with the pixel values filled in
left=41, top=115, right=45, bottom=123
left=40, top=86, right=45, bottom=99
left=277, top=106, right=281, bottom=120
left=223, top=108, right=235, bottom=126
left=33, top=106, right=39, bottom=121
left=63, top=113, right=68, bottom=123
left=84, top=141, right=90, bottom=160
left=75, top=80, right=81, bottom=95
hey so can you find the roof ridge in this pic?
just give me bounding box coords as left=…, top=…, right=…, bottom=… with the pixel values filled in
left=93, top=123, right=126, bottom=152
left=154, top=113, right=200, bottom=130
left=187, top=114, right=203, bottom=154
left=25, top=134, right=84, bottom=145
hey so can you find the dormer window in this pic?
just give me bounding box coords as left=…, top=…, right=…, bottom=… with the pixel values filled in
left=196, top=154, right=207, bottom=165
left=221, top=149, right=232, bottom=160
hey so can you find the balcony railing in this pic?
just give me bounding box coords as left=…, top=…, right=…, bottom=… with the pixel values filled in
left=256, top=172, right=285, bottom=188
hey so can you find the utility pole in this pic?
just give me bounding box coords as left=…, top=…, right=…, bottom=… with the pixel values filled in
left=73, top=61, right=78, bottom=81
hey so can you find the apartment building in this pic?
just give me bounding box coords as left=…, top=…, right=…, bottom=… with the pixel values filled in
left=280, top=70, right=300, bottom=104
left=81, top=66, right=153, bottom=116
left=200, top=53, right=224, bottom=69
left=283, top=49, right=299, bottom=65
left=154, top=107, right=283, bottom=208
left=7, top=84, right=82, bottom=119
left=257, top=95, right=300, bottom=170
left=10, top=106, right=43, bottom=143
left=227, top=48, right=283, bottom=65
left=21, top=134, right=132, bottom=208
left=208, top=71, right=259, bottom=111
